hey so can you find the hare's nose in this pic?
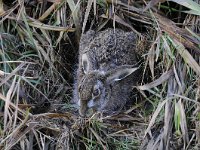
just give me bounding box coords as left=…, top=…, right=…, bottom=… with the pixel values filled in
left=79, top=108, right=87, bottom=117
left=79, top=100, right=88, bottom=117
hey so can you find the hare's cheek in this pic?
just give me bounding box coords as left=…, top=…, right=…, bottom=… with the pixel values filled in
left=87, top=99, right=96, bottom=108
left=77, top=100, right=80, bottom=106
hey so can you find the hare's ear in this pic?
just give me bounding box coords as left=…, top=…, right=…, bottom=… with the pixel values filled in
left=106, top=67, right=138, bottom=83
left=82, top=53, right=89, bottom=74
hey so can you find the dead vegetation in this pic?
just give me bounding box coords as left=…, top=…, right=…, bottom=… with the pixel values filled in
left=0, top=0, right=200, bottom=149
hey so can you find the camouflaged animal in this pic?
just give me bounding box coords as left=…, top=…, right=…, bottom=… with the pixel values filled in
left=73, top=28, right=140, bottom=117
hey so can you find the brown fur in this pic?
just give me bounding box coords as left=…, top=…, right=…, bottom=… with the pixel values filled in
left=73, top=29, right=140, bottom=116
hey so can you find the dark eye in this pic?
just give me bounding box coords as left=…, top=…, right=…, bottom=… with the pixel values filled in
left=93, top=88, right=100, bottom=97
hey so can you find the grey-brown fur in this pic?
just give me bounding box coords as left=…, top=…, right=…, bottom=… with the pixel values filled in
left=74, top=28, right=140, bottom=116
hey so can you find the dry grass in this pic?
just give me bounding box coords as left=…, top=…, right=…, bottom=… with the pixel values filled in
left=0, top=0, right=200, bottom=149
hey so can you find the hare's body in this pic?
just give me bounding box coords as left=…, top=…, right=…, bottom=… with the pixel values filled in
left=74, top=29, right=140, bottom=116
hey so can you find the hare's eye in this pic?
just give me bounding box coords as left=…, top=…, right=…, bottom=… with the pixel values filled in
left=93, top=88, right=100, bottom=97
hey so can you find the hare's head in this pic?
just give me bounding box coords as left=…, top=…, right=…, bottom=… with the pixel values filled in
left=78, top=54, right=138, bottom=117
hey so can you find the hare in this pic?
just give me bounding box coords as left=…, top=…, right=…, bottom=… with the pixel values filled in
left=73, top=28, right=140, bottom=117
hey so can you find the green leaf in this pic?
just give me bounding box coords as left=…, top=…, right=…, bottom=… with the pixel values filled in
left=183, top=10, right=200, bottom=15
left=169, top=0, right=200, bottom=15
left=174, top=102, right=181, bottom=135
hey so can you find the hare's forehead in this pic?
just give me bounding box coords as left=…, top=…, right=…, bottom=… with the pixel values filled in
left=83, top=72, right=103, bottom=82
left=82, top=74, right=97, bottom=83
left=79, top=74, right=103, bottom=90
left=78, top=79, right=93, bottom=100
left=79, top=74, right=97, bottom=89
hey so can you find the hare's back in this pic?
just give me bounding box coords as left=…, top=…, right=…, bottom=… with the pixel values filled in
left=90, top=29, right=138, bottom=70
